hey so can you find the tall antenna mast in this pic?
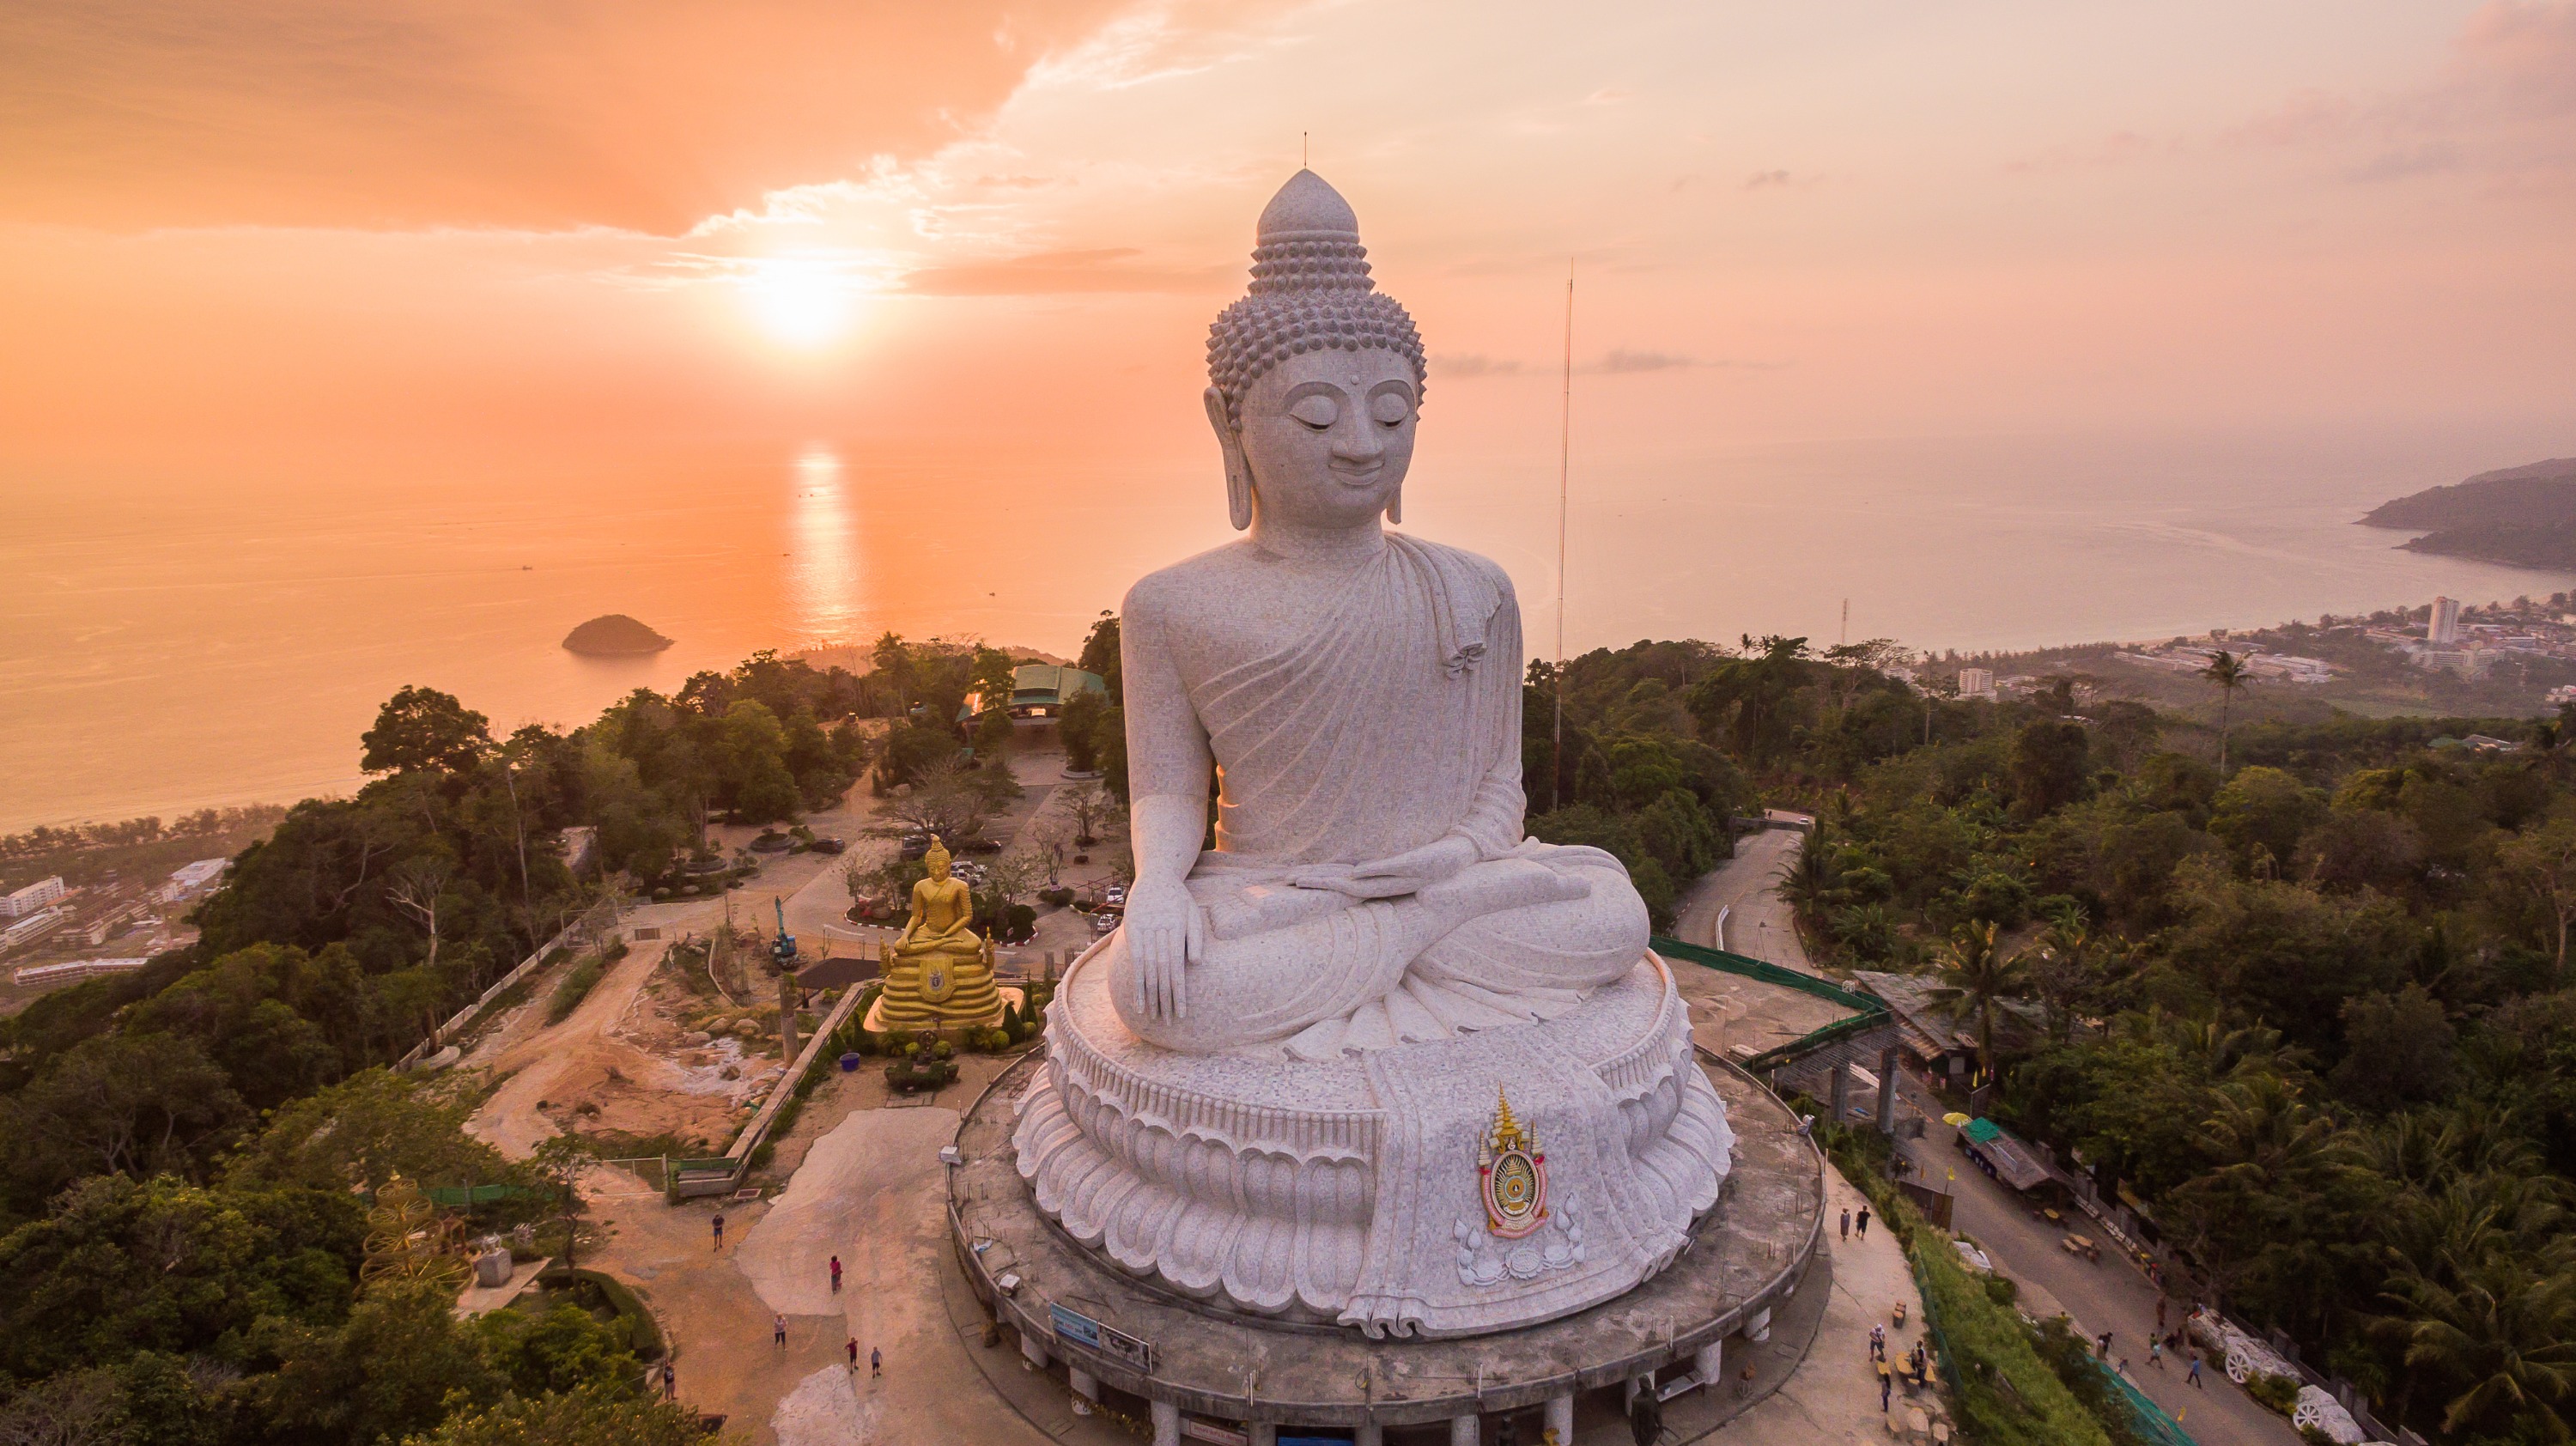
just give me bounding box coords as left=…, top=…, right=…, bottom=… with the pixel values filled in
left=1841, top=598, right=1850, bottom=648
left=1552, top=260, right=1574, bottom=812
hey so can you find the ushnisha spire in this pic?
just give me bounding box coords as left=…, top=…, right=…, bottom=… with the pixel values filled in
left=1207, top=170, right=1425, bottom=424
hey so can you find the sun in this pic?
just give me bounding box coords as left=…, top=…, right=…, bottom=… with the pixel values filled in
left=742, top=256, right=856, bottom=349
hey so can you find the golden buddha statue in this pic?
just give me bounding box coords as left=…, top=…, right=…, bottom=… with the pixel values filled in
left=877, top=835, right=1001, bottom=1030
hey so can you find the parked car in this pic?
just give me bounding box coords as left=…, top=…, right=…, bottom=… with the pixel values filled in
left=808, top=836, right=847, bottom=854
left=898, top=834, right=931, bottom=860
left=1091, top=912, right=1120, bottom=934
left=1104, top=884, right=1127, bottom=907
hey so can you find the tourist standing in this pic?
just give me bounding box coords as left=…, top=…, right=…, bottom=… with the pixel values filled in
left=1839, top=1208, right=1851, bottom=1242
left=2096, top=1330, right=2113, bottom=1357
left=774, top=1313, right=787, bottom=1350
left=1856, top=1206, right=1870, bottom=1239
left=871, top=1346, right=882, bottom=1377
left=711, top=1212, right=726, bottom=1252
left=2186, top=1353, right=2204, bottom=1388
left=829, top=1255, right=843, bottom=1292
left=2148, top=1338, right=2164, bottom=1370
left=1880, top=1365, right=1892, bottom=1413
left=660, top=1361, right=676, bottom=1399
left=1868, top=1323, right=1885, bottom=1361
left=847, top=1337, right=859, bottom=1369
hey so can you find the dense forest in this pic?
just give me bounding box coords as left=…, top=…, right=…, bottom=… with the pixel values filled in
left=1635, top=638, right=2576, bottom=1446
left=0, top=641, right=1014, bottom=1443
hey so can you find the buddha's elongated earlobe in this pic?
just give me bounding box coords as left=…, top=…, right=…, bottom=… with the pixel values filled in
left=1205, top=386, right=1255, bottom=531
left=1386, top=482, right=1401, bottom=526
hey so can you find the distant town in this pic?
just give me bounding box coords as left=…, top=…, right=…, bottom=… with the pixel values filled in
left=1916, top=589, right=2576, bottom=722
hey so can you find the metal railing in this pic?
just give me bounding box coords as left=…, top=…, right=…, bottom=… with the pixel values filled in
left=1650, top=935, right=1894, bottom=1073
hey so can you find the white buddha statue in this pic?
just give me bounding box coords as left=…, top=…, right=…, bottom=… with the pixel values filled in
left=1111, top=168, right=1648, bottom=1061
left=1016, top=172, right=1730, bottom=1339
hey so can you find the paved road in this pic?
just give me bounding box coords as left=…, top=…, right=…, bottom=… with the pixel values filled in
left=1674, top=828, right=1816, bottom=973
left=1894, top=1079, right=2301, bottom=1446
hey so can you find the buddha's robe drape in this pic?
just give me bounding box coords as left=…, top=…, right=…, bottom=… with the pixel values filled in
left=1110, top=533, right=1646, bottom=1057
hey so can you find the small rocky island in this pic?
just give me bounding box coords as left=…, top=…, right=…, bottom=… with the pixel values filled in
left=562, top=614, right=673, bottom=656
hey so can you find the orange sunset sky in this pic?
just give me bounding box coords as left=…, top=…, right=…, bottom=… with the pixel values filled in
left=3, top=0, right=2573, bottom=478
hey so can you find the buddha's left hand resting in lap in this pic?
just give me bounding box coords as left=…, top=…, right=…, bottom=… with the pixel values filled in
left=1109, top=172, right=1648, bottom=1060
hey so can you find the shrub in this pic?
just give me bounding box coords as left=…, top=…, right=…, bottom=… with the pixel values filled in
left=546, top=957, right=605, bottom=1024
left=2245, top=1373, right=2301, bottom=1414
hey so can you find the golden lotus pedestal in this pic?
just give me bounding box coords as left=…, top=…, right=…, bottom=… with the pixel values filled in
left=866, top=946, right=1017, bottom=1047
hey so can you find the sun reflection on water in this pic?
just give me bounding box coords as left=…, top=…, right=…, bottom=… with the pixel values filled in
left=788, top=446, right=860, bottom=643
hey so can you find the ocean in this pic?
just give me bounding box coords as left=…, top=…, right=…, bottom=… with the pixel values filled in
left=4, top=427, right=2567, bottom=832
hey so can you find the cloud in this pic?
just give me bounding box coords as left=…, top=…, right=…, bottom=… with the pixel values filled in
left=2003, top=131, right=2162, bottom=175
left=2220, top=3, right=2576, bottom=184
left=0, top=0, right=1129, bottom=233
left=1430, top=353, right=1522, bottom=379
left=1596, top=349, right=1696, bottom=374
left=901, top=246, right=1224, bottom=295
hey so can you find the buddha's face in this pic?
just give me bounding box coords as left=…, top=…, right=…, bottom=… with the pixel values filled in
left=927, top=856, right=951, bottom=883
left=1225, top=345, right=1419, bottom=532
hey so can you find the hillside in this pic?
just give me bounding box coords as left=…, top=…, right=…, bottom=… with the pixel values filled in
left=2360, top=457, right=2576, bottom=567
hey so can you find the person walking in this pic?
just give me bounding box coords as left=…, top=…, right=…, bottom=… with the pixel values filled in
left=871, top=1346, right=882, bottom=1377
left=2148, top=1338, right=2164, bottom=1370
left=711, top=1212, right=726, bottom=1252
left=774, top=1313, right=788, bottom=1350
left=829, top=1255, right=843, bottom=1293
left=2096, top=1330, right=2113, bottom=1357
left=1879, top=1365, right=1892, bottom=1413
left=660, top=1361, right=676, bottom=1400
left=1839, top=1208, right=1851, bottom=1242
left=2186, top=1352, right=2204, bottom=1388
left=1855, top=1205, right=1871, bottom=1239
left=1868, top=1323, right=1885, bottom=1362
left=847, top=1337, right=859, bottom=1369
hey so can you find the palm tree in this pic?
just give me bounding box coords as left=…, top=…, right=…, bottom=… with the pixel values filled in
left=2027, top=902, right=2096, bottom=1042
left=1924, top=920, right=2028, bottom=1084
left=2382, top=1251, right=2576, bottom=1442
left=2200, top=649, right=2249, bottom=774
left=1773, top=832, right=1842, bottom=920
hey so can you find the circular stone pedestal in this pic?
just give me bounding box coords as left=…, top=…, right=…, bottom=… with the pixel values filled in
left=951, top=1049, right=1821, bottom=1437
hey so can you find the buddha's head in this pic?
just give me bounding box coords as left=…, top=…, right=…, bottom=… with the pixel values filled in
left=924, top=835, right=952, bottom=882
left=1206, top=171, right=1426, bottom=533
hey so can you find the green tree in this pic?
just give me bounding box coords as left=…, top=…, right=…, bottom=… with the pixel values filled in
left=398, top=1385, right=706, bottom=1446
left=1078, top=611, right=1123, bottom=704
left=2499, top=808, right=2576, bottom=979
left=361, top=687, right=494, bottom=776
left=2329, top=985, right=2458, bottom=1113
left=256, top=1280, right=501, bottom=1446
left=2198, top=650, right=2248, bottom=774
left=0, top=1174, right=361, bottom=1378
left=2008, top=720, right=2092, bottom=819
left=8, top=1032, right=245, bottom=1188
left=1924, top=920, right=2028, bottom=1084
left=2208, top=766, right=2327, bottom=877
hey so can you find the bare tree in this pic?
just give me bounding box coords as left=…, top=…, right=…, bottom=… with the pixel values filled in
left=386, top=855, right=454, bottom=969
left=877, top=755, right=993, bottom=843
left=0, top=1367, right=126, bottom=1446
left=1027, top=819, right=1072, bottom=885
left=984, top=852, right=1043, bottom=907
left=1060, top=780, right=1121, bottom=847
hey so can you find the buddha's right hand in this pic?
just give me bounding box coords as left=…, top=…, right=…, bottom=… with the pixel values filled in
left=1122, top=875, right=1194, bottom=1020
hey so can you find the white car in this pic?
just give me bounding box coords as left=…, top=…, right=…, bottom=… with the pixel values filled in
left=1091, top=911, right=1120, bottom=934
left=1103, top=884, right=1127, bottom=906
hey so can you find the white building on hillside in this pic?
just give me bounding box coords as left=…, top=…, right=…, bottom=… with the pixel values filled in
left=1, top=876, right=66, bottom=918
left=1958, top=668, right=1996, bottom=700
left=159, top=859, right=227, bottom=902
